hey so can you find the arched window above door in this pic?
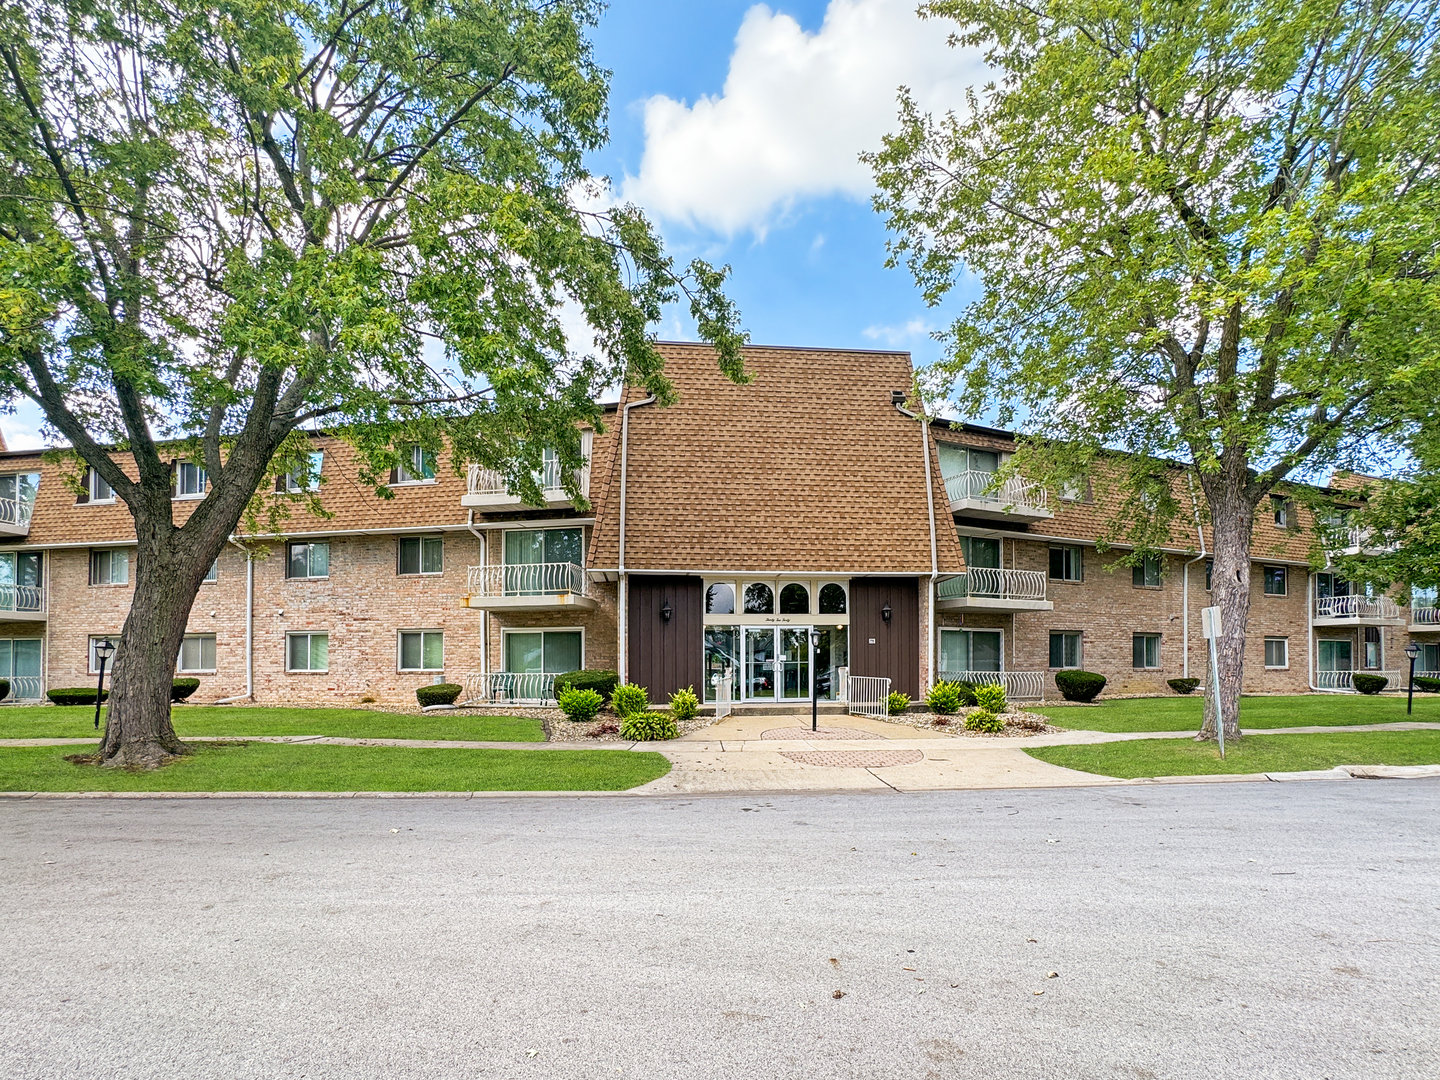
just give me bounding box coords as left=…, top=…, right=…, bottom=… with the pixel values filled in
left=779, top=583, right=810, bottom=614
left=819, top=582, right=847, bottom=614
left=743, top=582, right=774, bottom=614
left=706, top=582, right=735, bottom=615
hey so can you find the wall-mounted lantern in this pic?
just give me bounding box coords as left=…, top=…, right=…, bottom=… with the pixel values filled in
left=660, top=600, right=673, bottom=622
left=881, top=603, right=892, bottom=623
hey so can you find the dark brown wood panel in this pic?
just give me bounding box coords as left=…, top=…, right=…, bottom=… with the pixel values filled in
left=848, top=577, right=920, bottom=698
left=627, top=575, right=704, bottom=701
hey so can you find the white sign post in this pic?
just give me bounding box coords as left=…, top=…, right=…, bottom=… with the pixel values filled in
left=1200, top=606, right=1225, bottom=759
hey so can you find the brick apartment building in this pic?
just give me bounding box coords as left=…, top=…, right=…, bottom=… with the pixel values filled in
left=0, top=342, right=1432, bottom=707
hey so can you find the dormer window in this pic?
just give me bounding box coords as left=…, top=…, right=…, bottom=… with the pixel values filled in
left=174, top=462, right=206, bottom=499
left=278, top=450, right=324, bottom=493
left=393, top=445, right=436, bottom=485
left=76, top=467, right=114, bottom=504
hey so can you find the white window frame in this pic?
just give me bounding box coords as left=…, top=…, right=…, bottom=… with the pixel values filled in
left=1132, top=554, right=1162, bottom=588
left=1263, top=565, right=1288, bottom=596
left=174, top=461, right=207, bottom=500
left=777, top=580, right=813, bottom=616
left=202, top=558, right=219, bottom=583
left=177, top=634, right=217, bottom=674
left=939, top=627, right=1006, bottom=674
left=1131, top=633, right=1162, bottom=670
left=286, top=541, right=330, bottom=580
left=398, top=535, right=444, bottom=576
left=397, top=629, right=445, bottom=672
left=704, top=580, right=738, bottom=616
left=816, top=580, right=848, bottom=617
left=501, top=627, right=585, bottom=674
left=393, top=444, right=437, bottom=485
left=88, top=547, right=130, bottom=586
left=1264, top=637, right=1289, bottom=670
left=1049, top=631, right=1083, bottom=670
left=1049, top=545, right=1084, bottom=582
left=282, top=450, right=325, bottom=493
left=285, top=631, right=330, bottom=673
left=85, top=467, right=115, bottom=504
left=741, top=580, right=777, bottom=616
left=88, top=635, right=121, bottom=675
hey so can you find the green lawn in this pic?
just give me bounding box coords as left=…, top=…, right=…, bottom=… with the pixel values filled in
left=1027, top=730, right=1440, bottom=778
left=0, top=705, right=544, bottom=742
left=1033, top=693, right=1440, bottom=733
left=0, top=742, right=669, bottom=792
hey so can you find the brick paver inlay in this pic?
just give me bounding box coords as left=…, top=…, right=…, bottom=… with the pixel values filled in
left=760, top=727, right=886, bottom=741
left=777, top=749, right=925, bottom=769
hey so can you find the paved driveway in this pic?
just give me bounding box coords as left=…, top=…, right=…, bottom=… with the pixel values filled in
left=2, top=782, right=1436, bottom=1078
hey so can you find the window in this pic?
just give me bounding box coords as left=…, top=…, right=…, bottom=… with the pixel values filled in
left=1271, top=495, right=1290, bottom=528
left=1263, top=565, right=1287, bottom=596
left=0, top=639, right=42, bottom=698
left=706, top=582, right=736, bottom=615
left=1205, top=560, right=1213, bottom=590
left=1317, top=639, right=1352, bottom=672
left=174, top=461, right=207, bottom=498
left=961, top=536, right=1000, bottom=569
left=504, top=528, right=583, bottom=567
left=779, top=583, right=810, bottom=615
left=940, top=628, right=1002, bottom=674
left=1412, top=585, right=1438, bottom=609
left=1132, top=554, right=1162, bottom=588
left=287, top=632, right=329, bottom=672
left=287, top=541, right=330, bottom=579
left=393, top=444, right=437, bottom=484
left=1264, top=637, right=1289, bottom=669
left=89, top=548, right=130, bottom=585
left=202, top=558, right=218, bottom=583
left=504, top=630, right=581, bottom=674
left=1060, top=478, right=1090, bottom=502
left=279, top=450, right=324, bottom=493
left=0, top=472, right=40, bottom=526
left=743, top=582, right=774, bottom=615
left=1421, top=642, right=1440, bottom=673
left=1315, top=571, right=1349, bottom=599
left=88, top=636, right=121, bottom=674
left=818, top=583, right=847, bottom=615
left=398, top=536, right=443, bottom=576
left=1364, top=626, right=1381, bottom=670
left=77, top=467, right=114, bottom=503
left=177, top=634, right=217, bottom=673
left=1049, top=545, right=1083, bottom=582
left=1132, top=633, right=1161, bottom=669
left=0, top=551, right=42, bottom=612
left=1049, top=632, right=1082, bottom=669
left=399, top=631, right=444, bottom=671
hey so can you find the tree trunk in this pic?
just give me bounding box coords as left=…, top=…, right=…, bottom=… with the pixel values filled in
left=1197, top=472, right=1257, bottom=744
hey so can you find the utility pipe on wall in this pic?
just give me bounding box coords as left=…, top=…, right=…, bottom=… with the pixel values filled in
left=466, top=511, right=489, bottom=679
left=617, top=393, right=657, bottom=685
left=215, top=536, right=254, bottom=704
left=896, top=398, right=939, bottom=692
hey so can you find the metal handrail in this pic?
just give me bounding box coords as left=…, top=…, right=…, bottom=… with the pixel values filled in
left=0, top=496, right=35, bottom=528
left=847, top=675, right=891, bottom=719
left=943, top=469, right=1049, bottom=513
left=938, top=670, right=1046, bottom=700
left=467, top=457, right=590, bottom=500
left=1315, top=669, right=1402, bottom=692
left=1314, top=594, right=1401, bottom=620
left=0, top=584, right=45, bottom=613
left=463, top=671, right=558, bottom=704
left=714, top=673, right=733, bottom=719
left=1410, top=606, right=1440, bottom=625
left=937, top=567, right=1047, bottom=601
left=466, top=561, right=587, bottom=597
left=0, top=675, right=42, bottom=702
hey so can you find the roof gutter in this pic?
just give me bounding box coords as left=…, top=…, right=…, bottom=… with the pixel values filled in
left=897, top=396, right=940, bottom=691
left=617, top=392, right=657, bottom=685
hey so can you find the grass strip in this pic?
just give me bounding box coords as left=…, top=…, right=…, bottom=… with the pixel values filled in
left=1026, top=730, right=1440, bottom=778
left=0, top=705, right=544, bottom=743
left=0, top=742, right=668, bottom=792
left=1032, top=694, right=1440, bottom=733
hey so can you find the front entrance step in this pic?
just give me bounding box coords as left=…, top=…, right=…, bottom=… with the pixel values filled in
left=709, top=703, right=850, bottom=718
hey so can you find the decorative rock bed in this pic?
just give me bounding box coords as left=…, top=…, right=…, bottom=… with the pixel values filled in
left=879, top=708, right=1063, bottom=738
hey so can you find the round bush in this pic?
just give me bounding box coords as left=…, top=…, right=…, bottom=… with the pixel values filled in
left=1167, top=678, right=1201, bottom=695
left=557, top=687, right=604, bottom=722
left=1414, top=675, right=1440, bottom=693
left=1351, top=673, right=1388, bottom=695
left=47, top=687, right=109, bottom=706
left=612, top=683, right=650, bottom=717
left=974, top=683, right=1007, bottom=714
left=416, top=683, right=463, bottom=707
left=620, top=711, right=678, bottom=741
left=0, top=679, right=9, bottom=701
left=554, top=669, right=619, bottom=704
left=171, top=678, right=201, bottom=702
left=887, top=691, right=911, bottom=715
left=1055, top=670, right=1107, bottom=702
left=965, top=710, right=1005, bottom=734
left=668, top=686, right=700, bottom=723
left=926, top=681, right=963, bottom=715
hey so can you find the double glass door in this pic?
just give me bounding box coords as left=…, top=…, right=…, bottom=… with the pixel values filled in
left=743, top=627, right=809, bottom=700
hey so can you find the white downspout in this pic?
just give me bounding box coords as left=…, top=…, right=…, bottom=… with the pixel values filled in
left=1307, top=571, right=1320, bottom=691
left=215, top=536, right=254, bottom=704
left=618, top=393, right=657, bottom=685
left=1182, top=473, right=1208, bottom=680
left=897, top=401, right=939, bottom=692
left=466, top=511, right=488, bottom=679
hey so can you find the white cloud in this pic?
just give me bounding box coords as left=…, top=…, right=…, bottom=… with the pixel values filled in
left=621, top=0, right=985, bottom=236
left=863, top=317, right=933, bottom=346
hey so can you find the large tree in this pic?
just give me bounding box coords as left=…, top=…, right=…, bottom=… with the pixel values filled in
left=0, top=0, right=744, bottom=766
left=870, top=0, right=1440, bottom=739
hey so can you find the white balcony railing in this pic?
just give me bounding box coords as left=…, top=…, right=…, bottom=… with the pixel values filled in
left=944, top=470, right=1049, bottom=515
left=1315, top=669, right=1402, bottom=692
left=846, top=675, right=891, bottom=719
left=938, top=670, right=1047, bottom=700
left=0, top=584, right=45, bottom=614
left=463, top=671, right=557, bottom=704
left=466, top=454, right=590, bottom=504
left=1410, top=606, right=1440, bottom=625
left=0, top=496, right=35, bottom=531
left=466, top=561, right=587, bottom=598
left=937, top=567, right=1047, bottom=602
left=1314, top=595, right=1402, bottom=621
left=1, top=675, right=42, bottom=702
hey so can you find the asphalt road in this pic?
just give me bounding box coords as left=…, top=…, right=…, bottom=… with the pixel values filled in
left=2, top=783, right=1436, bottom=1079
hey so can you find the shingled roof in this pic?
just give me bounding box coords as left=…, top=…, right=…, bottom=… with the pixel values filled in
left=587, top=342, right=965, bottom=575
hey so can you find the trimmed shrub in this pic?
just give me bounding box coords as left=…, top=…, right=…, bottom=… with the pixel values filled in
left=954, top=681, right=980, bottom=707
left=1167, top=678, right=1201, bottom=695
left=926, top=681, right=963, bottom=715
left=974, top=683, right=1007, bottom=714
left=557, top=687, right=604, bottom=723
left=1055, top=670, right=1107, bottom=703
left=171, top=678, right=201, bottom=702
left=47, top=687, right=108, bottom=706
left=1351, top=673, right=1388, bottom=695
left=612, top=683, right=650, bottom=717
left=0, top=679, right=9, bottom=701
left=1414, top=676, right=1440, bottom=693
left=887, top=691, right=911, bottom=715
left=621, top=711, right=678, bottom=741
left=554, top=669, right=619, bottom=704
left=416, top=683, right=463, bottom=707
left=668, top=686, right=700, bottom=723
left=965, top=710, right=1005, bottom=734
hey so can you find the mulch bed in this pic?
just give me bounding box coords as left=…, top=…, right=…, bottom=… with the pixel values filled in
left=542, top=710, right=718, bottom=743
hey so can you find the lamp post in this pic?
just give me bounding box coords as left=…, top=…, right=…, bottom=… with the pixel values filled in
left=92, top=638, right=115, bottom=731
left=1405, top=642, right=1420, bottom=715
left=810, top=627, right=822, bottom=732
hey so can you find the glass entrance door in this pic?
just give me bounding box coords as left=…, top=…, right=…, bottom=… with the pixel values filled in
left=778, top=628, right=810, bottom=699
left=744, top=627, right=776, bottom=700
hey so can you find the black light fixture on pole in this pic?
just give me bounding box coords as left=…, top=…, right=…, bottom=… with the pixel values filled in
left=92, top=638, right=115, bottom=731
left=810, top=627, right=822, bottom=732
left=1405, top=642, right=1420, bottom=715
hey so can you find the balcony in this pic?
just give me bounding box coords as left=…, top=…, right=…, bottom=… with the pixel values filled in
left=943, top=470, right=1051, bottom=521
left=461, top=437, right=592, bottom=510
left=937, top=669, right=1048, bottom=699
left=1409, top=606, right=1440, bottom=633
left=1315, top=669, right=1403, bottom=693
left=462, top=671, right=557, bottom=704
left=0, top=584, right=46, bottom=622
left=936, top=568, right=1052, bottom=612
left=0, top=474, right=39, bottom=538
left=461, top=561, right=598, bottom=612
left=1313, top=594, right=1404, bottom=627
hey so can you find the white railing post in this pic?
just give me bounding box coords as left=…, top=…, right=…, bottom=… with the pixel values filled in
left=715, top=671, right=733, bottom=719
left=846, top=676, right=890, bottom=719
